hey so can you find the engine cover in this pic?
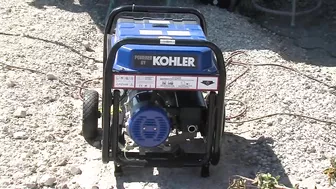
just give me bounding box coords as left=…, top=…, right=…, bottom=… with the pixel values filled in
left=126, top=106, right=171, bottom=148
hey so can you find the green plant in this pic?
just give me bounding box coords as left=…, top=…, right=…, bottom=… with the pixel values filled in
left=228, top=173, right=295, bottom=189
left=323, top=157, right=336, bottom=186
left=252, top=173, right=280, bottom=189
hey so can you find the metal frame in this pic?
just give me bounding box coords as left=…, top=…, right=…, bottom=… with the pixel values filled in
left=107, top=0, right=175, bottom=18
left=103, top=5, right=208, bottom=68
left=101, top=5, right=226, bottom=169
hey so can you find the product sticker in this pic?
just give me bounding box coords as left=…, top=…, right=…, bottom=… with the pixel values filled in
left=139, top=30, right=163, bottom=35
left=167, top=30, right=191, bottom=36
left=197, top=76, right=218, bottom=90
left=113, top=75, right=135, bottom=88
left=135, top=75, right=156, bottom=88
left=156, top=76, right=197, bottom=89
left=149, top=20, right=170, bottom=24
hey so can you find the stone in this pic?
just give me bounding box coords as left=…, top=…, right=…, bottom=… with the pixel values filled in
left=39, top=174, right=56, bottom=186
left=60, top=184, right=69, bottom=189
left=70, top=166, right=82, bottom=175
left=82, top=41, right=93, bottom=51
left=25, top=176, right=38, bottom=189
left=46, top=73, right=57, bottom=80
left=13, top=132, right=28, bottom=139
left=57, top=159, right=68, bottom=166
left=6, top=80, right=16, bottom=87
left=266, top=119, right=273, bottom=126
left=13, top=107, right=27, bottom=118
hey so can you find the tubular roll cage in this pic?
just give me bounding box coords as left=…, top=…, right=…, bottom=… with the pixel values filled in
left=101, top=5, right=227, bottom=167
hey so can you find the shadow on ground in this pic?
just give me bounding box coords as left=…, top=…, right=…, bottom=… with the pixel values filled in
left=28, top=0, right=336, bottom=68
left=28, top=0, right=110, bottom=31
left=114, top=133, right=292, bottom=189
left=251, top=0, right=336, bottom=67
left=28, top=0, right=181, bottom=32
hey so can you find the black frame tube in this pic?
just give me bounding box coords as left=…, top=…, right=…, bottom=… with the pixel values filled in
left=103, top=5, right=208, bottom=69
left=102, top=37, right=226, bottom=166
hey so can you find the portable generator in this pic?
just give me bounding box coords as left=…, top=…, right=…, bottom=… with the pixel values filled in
left=82, top=5, right=226, bottom=177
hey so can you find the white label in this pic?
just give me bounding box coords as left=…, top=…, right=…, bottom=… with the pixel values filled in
left=135, top=75, right=156, bottom=88
left=160, top=39, right=175, bottom=45
left=149, top=20, right=170, bottom=24
left=114, top=75, right=134, bottom=88
left=139, top=30, right=163, bottom=35
left=167, top=31, right=191, bottom=36
left=197, top=77, right=218, bottom=90
left=156, top=76, right=197, bottom=89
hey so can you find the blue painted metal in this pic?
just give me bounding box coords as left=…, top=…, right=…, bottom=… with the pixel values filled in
left=110, top=19, right=218, bottom=74
left=126, top=105, right=171, bottom=147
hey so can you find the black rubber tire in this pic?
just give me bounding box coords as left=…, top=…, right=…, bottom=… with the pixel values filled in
left=209, top=94, right=221, bottom=166
left=210, top=144, right=221, bottom=165
left=82, top=90, right=100, bottom=140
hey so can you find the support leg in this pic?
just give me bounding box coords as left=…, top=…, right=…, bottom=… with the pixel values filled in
left=114, top=163, right=123, bottom=176
left=200, top=163, right=210, bottom=178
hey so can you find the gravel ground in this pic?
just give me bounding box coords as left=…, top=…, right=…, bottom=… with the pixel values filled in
left=1, top=0, right=336, bottom=189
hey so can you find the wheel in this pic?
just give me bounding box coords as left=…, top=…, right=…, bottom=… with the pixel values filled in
left=200, top=164, right=210, bottom=178
left=82, top=90, right=100, bottom=140
left=210, top=144, right=221, bottom=165
left=207, top=93, right=221, bottom=166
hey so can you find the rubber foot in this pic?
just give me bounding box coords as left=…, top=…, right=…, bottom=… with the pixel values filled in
left=114, top=164, right=123, bottom=177
left=201, top=164, right=210, bottom=178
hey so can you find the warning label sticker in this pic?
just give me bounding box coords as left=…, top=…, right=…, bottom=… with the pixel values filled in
left=113, top=74, right=219, bottom=90
left=156, top=76, right=197, bottom=89
left=113, top=75, right=134, bottom=88
left=197, top=76, right=218, bottom=90
left=135, top=75, right=156, bottom=88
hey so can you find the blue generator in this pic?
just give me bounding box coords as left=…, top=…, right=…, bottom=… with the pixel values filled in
left=82, top=5, right=226, bottom=178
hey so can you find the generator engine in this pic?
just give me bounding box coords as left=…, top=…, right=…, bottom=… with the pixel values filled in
left=122, top=89, right=206, bottom=148
left=124, top=90, right=171, bottom=148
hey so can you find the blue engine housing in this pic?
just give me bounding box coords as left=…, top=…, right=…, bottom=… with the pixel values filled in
left=107, top=17, right=219, bottom=75
left=126, top=105, right=171, bottom=148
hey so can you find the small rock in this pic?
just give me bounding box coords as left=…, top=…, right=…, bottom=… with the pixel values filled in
left=82, top=41, right=93, bottom=51
left=25, top=176, right=38, bottom=189
left=46, top=73, right=57, bottom=80
left=60, top=184, right=69, bottom=189
left=13, top=132, right=28, bottom=139
left=39, top=174, right=56, bottom=186
left=57, top=159, right=68, bottom=166
left=26, top=151, right=33, bottom=158
left=266, top=120, right=273, bottom=126
left=6, top=80, right=16, bottom=87
left=25, top=183, right=38, bottom=189
left=70, top=166, right=82, bottom=175
left=37, top=166, right=46, bottom=172
left=283, top=97, right=292, bottom=104
left=92, top=186, right=99, bottom=189
left=13, top=107, right=27, bottom=118
left=87, top=59, right=94, bottom=66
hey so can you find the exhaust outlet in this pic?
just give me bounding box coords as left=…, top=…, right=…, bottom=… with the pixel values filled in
left=187, top=125, right=198, bottom=133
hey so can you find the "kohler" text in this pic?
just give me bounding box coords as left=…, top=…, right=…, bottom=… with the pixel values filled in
left=152, top=56, right=196, bottom=67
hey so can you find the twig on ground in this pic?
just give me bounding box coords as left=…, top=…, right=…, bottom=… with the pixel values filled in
left=0, top=31, right=103, bottom=63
